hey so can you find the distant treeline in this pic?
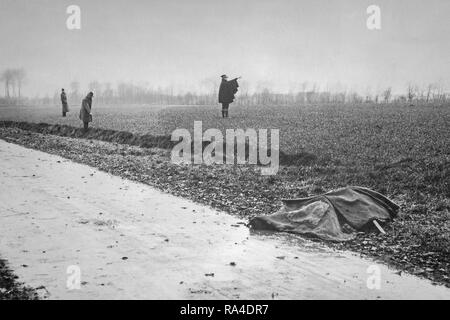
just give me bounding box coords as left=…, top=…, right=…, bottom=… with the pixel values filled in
left=1, top=76, right=449, bottom=107
left=0, top=68, right=26, bottom=100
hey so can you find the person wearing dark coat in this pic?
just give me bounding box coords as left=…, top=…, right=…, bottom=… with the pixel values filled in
left=218, top=74, right=239, bottom=118
left=61, top=88, right=69, bottom=117
left=79, top=92, right=94, bottom=131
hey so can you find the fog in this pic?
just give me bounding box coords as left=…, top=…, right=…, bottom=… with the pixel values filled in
left=1, top=0, right=449, bottom=97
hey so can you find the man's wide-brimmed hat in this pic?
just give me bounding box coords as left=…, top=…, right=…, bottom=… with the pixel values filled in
left=221, top=74, right=227, bottom=78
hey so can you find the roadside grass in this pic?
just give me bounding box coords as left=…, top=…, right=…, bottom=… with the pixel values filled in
left=0, top=259, right=38, bottom=300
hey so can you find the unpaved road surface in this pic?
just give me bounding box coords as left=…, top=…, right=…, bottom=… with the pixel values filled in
left=0, top=139, right=449, bottom=299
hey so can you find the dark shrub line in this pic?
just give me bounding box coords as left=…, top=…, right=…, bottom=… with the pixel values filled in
left=0, top=120, right=175, bottom=149
left=0, top=120, right=317, bottom=166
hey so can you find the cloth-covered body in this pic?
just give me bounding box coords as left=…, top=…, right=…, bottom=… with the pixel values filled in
left=249, top=187, right=399, bottom=241
left=61, top=92, right=69, bottom=112
left=79, top=97, right=92, bottom=123
left=218, top=78, right=239, bottom=104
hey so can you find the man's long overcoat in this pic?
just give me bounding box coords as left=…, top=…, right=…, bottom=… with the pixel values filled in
left=218, top=79, right=239, bottom=104
left=79, top=97, right=92, bottom=123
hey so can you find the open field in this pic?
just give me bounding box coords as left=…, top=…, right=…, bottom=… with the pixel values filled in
left=1, top=103, right=449, bottom=165
left=0, top=102, right=449, bottom=287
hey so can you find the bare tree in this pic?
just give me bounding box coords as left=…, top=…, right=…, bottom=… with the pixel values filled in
left=425, top=84, right=434, bottom=102
left=0, top=71, right=6, bottom=97
left=407, top=84, right=417, bottom=104
left=88, top=81, right=102, bottom=95
left=70, top=80, right=80, bottom=101
left=1, top=69, right=14, bottom=98
left=200, top=77, right=219, bottom=104
left=435, top=82, right=445, bottom=102
left=237, top=80, right=250, bottom=106
left=14, top=68, right=26, bottom=98
left=382, top=87, right=392, bottom=103
left=103, top=82, right=114, bottom=104
left=301, top=82, right=308, bottom=104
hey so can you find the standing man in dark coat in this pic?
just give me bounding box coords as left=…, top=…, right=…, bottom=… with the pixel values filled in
left=79, top=92, right=93, bottom=131
left=61, top=88, right=69, bottom=117
left=218, top=74, right=240, bottom=118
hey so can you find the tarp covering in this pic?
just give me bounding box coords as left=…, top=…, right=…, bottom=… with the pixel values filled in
left=249, top=187, right=399, bottom=241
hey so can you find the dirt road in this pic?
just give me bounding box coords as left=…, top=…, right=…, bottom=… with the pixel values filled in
left=0, top=139, right=448, bottom=299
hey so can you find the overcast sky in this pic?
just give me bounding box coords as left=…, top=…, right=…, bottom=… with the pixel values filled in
left=1, top=0, right=449, bottom=96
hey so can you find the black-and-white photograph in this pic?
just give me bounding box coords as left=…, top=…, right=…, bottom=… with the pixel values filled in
left=0, top=0, right=449, bottom=306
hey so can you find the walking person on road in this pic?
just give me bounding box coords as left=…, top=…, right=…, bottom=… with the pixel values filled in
left=218, top=74, right=240, bottom=118
left=61, top=88, right=69, bottom=117
left=79, top=92, right=93, bottom=131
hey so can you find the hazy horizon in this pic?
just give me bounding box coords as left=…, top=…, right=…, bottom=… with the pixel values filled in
left=1, top=0, right=450, bottom=97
